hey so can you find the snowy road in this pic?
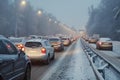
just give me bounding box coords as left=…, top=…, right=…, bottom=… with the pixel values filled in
left=39, top=40, right=96, bottom=80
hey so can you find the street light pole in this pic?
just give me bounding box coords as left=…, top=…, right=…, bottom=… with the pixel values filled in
left=15, top=0, right=27, bottom=37
left=15, top=12, right=18, bottom=37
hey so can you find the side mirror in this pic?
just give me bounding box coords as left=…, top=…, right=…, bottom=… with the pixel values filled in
left=51, top=45, right=54, bottom=47
left=18, top=49, right=25, bottom=57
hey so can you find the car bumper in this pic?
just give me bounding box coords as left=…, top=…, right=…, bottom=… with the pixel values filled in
left=27, top=54, right=48, bottom=61
left=98, top=45, right=112, bottom=50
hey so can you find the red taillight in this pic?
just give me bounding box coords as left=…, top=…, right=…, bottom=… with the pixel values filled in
left=16, top=44, right=25, bottom=51
left=21, top=47, right=25, bottom=52
left=41, top=48, right=46, bottom=54
left=16, top=44, right=24, bottom=48
left=99, top=42, right=102, bottom=45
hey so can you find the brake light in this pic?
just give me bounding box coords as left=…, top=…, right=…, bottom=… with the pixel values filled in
left=41, top=48, right=46, bottom=54
left=17, top=44, right=24, bottom=48
left=21, top=47, right=25, bottom=52
left=99, top=42, right=102, bottom=45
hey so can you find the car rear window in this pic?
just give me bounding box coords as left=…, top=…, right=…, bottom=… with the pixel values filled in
left=62, top=38, right=68, bottom=40
left=49, top=38, right=59, bottom=42
left=25, top=42, right=42, bottom=48
left=100, top=38, right=111, bottom=42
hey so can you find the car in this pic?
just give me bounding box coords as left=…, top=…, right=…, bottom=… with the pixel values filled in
left=82, top=36, right=89, bottom=41
left=96, top=38, right=113, bottom=51
left=49, top=37, right=64, bottom=51
left=88, top=37, right=98, bottom=43
left=29, top=35, right=38, bottom=39
left=24, top=39, right=55, bottom=64
left=61, top=37, right=71, bottom=46
left=0, top=36, right=31, bottom=80
left=9, top=37, right=27, bottom=51
left=37, top=36, right=49, bottom=40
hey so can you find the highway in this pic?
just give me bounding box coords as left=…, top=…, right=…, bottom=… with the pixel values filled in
left=31, top=40, right=96, bottom=80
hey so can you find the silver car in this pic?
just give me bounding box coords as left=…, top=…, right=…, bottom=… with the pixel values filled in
left=24, top=39, right=55, bottom=64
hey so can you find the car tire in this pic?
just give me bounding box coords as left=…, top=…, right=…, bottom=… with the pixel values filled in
left=62, top=47, right=64, bottom=51
left=45, top=55, right=50, bottom=65
left=110, top=47, right=113, bottom=51
left=51, top=52, right=55, bottom=60
left=96, top=46, right=99, bottom=50
left=23, top=65, right=31, bottom=80
left=0, top=76, right=3, bottom=80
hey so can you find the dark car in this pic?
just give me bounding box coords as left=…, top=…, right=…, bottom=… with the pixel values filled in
left=0, top=37, right=31, bottom=80
left=49, top=37, right=64, bottom=51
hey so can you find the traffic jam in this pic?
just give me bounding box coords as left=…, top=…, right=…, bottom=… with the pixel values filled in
left=0, top=35, right=78, bottom=80
left=1, top=0, right=120, bottom=80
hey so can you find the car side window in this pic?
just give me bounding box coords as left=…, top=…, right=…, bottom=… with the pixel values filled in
left=3, top=40, right=18, bottom=54
left=0, top=40, right=9, bottom=54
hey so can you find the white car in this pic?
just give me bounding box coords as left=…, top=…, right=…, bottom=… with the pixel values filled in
left=24, top=39, right=55, bottom=64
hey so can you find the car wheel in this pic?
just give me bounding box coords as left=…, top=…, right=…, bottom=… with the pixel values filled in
left=62, top=47, right=64, bottom=51
left=110, top=47, right=113, bottom=51
left=96, top=46, right=99, bottom=50
left=23, top=66, right=31, bottom=80
left=0, top=76, right=3, bottom=80
left=45, top=55, right=50, bottom=65
left=51, top=52, right=55, bottom=60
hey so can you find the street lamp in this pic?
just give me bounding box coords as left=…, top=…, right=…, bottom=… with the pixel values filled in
left=15, top=0, right=27, bottom=37
left=37, top=10, right=42, bottom=16
left=20, top=0, right=27, bottom=7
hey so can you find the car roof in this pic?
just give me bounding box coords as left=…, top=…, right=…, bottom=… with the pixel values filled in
left=26, top=39, right=47, bottom=43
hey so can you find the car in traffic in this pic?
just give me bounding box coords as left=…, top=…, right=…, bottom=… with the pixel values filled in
left=88, top=37, right=98, bottom=43
left=82, top=36, right=89, bottom=42
left=96, top=38, right=113, bottom=51
left=61, top=37, right=71, bottom=46
left=0, top=36, right=31, bottom=80
left=49, top=37, right=64, bottom=51
left=24, top=39, right=55, bottom=64
left=9, top=37, right=26, bottom=51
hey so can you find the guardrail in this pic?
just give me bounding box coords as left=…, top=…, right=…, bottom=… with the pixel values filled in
left=80, top=39, right=120, bottom=80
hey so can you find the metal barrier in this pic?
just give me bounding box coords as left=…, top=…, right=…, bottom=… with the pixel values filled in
left=81, top=39, right=120, bottom=80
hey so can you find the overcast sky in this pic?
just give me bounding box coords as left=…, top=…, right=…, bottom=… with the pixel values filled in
left=29, top=0, right=100, bottom=29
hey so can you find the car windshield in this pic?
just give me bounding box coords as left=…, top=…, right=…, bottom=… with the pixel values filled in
left=25, top=42, right=42, bottom=48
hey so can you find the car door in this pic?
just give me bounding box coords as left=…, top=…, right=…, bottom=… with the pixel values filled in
left=3, top=40, right=25, bottom=79
left=0, top=40, right=15, bottom=80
